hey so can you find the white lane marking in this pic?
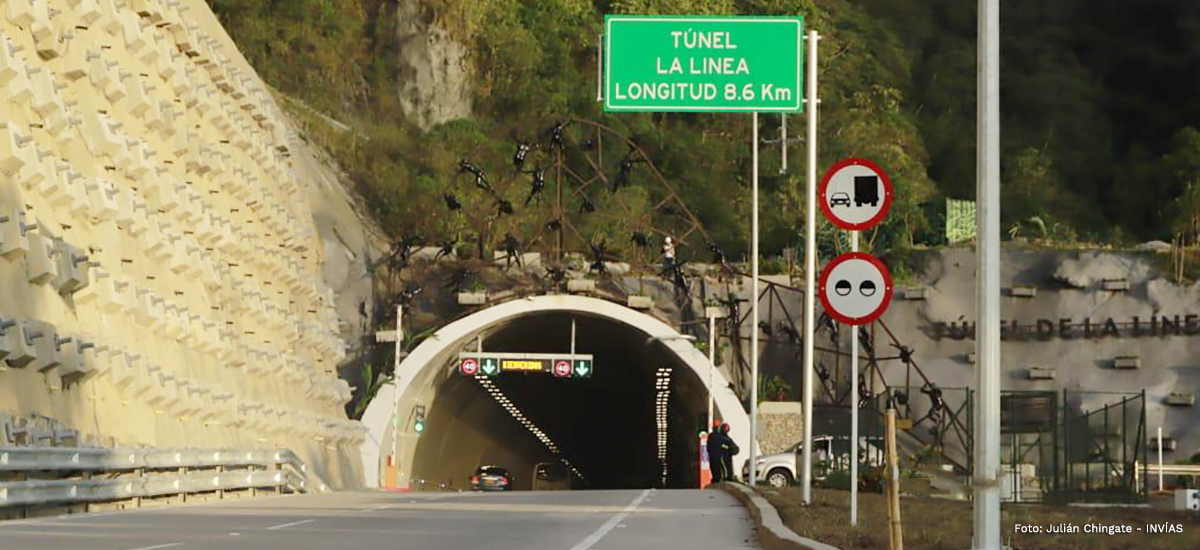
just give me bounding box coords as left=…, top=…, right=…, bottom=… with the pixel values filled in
left=125, top=543, right=183, bottom=550
left=567, top=490, right=651, bottom=550
left=265, top=519, right=315, bottom=530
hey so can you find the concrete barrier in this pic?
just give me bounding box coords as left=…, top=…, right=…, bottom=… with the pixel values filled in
left=717, top=482, right=841, bottom=550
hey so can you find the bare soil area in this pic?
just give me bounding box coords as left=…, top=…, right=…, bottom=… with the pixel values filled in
left=760, top=487, right=1198, bottom=550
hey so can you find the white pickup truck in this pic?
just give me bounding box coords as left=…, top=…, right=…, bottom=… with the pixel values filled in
left=743, top=435, right=887, bottom=488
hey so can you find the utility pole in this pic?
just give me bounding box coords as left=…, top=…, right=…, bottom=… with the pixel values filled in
left=801, top=29, right=820, bottom=505
left=973, top=0, right=1002, bottom=547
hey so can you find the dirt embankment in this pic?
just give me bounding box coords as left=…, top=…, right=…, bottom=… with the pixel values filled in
left=762, top=487, right=1198, bottom=550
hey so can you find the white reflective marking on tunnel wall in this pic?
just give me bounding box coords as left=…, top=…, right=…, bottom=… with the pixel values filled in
left=359, top=294, right=752, bottom=488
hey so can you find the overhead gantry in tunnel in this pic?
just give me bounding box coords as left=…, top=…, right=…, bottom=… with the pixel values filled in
left=361, top=295, right=751, bottom=491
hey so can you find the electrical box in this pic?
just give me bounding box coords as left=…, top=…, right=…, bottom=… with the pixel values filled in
left=25, top=231, right=58, bottom=285
left=1175, top=490, right=1199, bottom=511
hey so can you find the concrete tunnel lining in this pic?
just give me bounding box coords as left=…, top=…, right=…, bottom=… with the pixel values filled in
left=360, top=294, right=752, bottom=488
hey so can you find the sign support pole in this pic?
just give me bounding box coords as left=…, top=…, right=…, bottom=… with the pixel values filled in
left=973, top=0, right=1002, bottom=547
left=749, top=110, right=760, bottom=486
left=780, top=114, right=788, bottom=173
left=801, top=29, right=820, bottom=504
left=1157, top=426, right=1164, bottom=492
left=708, top=313, right=716, bottom=429
left=850, top=231, right=859, bottom=525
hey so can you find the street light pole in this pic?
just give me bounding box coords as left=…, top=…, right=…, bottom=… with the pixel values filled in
left=973, top=0, right=1002, bottom=547
left=391, top=304, right=403, bottom=487
left=708, top=313, right=716, bottom=429
left=801, top=29, right=820, bottom=505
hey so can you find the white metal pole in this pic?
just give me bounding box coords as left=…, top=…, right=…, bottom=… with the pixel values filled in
left=749, top=110, right=760, bottom=486
left=1157, top=426, right=1164, bottom=493
left=780, top=114, right=788, bottom=173
left=850, top=231, right=859, bottom=526
left=973, top=0, right=1002, bottom=547
left=391, top=304, right=403, bottom=486
left=571, top=317, right=576, bottom=356
left=708, top=314, right=716, bottom=429
left=801, top=29, right=820, bottom=505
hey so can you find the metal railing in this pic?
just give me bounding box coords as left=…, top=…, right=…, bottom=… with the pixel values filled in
left=0, top=446, right=308, bottom=509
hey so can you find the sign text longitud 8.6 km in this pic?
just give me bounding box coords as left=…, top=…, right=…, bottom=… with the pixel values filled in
left=604, top=16, right=804, bottom=112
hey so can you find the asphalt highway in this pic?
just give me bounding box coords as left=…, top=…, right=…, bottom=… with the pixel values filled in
left=0, top=489, right=760, bottom=550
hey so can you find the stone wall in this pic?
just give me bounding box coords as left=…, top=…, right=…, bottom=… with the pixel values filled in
left=756, top=401, right=803, bottom=454
left=0, top=0, right=364, bottom=488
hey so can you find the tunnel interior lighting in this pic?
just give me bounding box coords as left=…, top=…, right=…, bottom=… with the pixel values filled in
left=471, top=373, right=589, bottom=485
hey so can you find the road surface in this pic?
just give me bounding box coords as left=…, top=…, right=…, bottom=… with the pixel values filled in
left=0, top=489, right=760, bottom=550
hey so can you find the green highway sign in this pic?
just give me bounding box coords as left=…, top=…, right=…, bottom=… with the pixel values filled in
left=480, top=358, right=500, bottom=376
left=604, top=15, right=804, bottom=112
left=573, top=360, right=592, bottom=378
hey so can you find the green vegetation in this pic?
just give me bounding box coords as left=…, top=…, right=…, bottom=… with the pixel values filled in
left=209, top=0, right=1200, bottom=259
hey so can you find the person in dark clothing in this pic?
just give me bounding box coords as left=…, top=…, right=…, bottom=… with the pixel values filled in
left=707, top=422, right=727, bottom=483
left=720, top=423, right=739, bottom=482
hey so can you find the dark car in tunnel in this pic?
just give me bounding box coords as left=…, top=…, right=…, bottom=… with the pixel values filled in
left=471, top=465, right=513, bottom=491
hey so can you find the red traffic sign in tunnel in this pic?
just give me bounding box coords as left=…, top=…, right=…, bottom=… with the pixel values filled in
left=818, top=252, right=894, bottom=325
left=819, top=158, right=893, bottom=231
left=460, top=358, right=480, bottom=376
left=553, top=360, right=572, bottom=378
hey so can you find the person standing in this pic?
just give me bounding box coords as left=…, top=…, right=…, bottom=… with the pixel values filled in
left=662, top=236, right=676, bottom=273
left=707, top=420, right=726, bottom=483
left=720, top=423, right=739, bottom=483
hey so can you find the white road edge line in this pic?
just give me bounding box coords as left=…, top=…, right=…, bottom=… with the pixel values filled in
left=265, top=519, right=315, bottom=531
left=125, top=543, right=183, bottom=550
left=567, top=489, right=651, bottom=550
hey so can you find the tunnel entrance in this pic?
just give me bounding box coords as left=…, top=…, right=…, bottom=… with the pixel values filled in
left=360, top=295, right=750, bottom=491
left=410, top=313, right=709, bottom=490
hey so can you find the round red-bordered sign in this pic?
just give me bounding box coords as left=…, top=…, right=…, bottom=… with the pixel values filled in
left=818, top=252, right=894, bottom=325
left=460, top=358, right=479, bottom=375
left=818, top=158, right=894, bottom=231
left=553, top=360, right=572, bottom=378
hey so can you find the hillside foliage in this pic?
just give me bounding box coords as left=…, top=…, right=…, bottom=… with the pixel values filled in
left=208, top=0, right=1200, bottom=257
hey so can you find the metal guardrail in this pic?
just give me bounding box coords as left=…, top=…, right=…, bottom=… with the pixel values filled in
left=0, top=446, right=308, bottom=508
left=1133, top=462, right=1200, bottom=489
left=0, top=447, right=306, bottom=473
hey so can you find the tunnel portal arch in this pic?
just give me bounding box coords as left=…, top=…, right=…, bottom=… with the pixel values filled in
left=359, top=294, right=751, bottom=488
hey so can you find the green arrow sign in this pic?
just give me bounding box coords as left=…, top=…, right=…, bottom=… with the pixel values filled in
left=480, top=358, right=499, bottom=376
left=573, top=360, right=592, bottom=378
left=605, top=15, right=804, bottom=112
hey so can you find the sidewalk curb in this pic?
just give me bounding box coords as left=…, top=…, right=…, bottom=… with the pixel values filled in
left=716, top=483, right=842, bottom=550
